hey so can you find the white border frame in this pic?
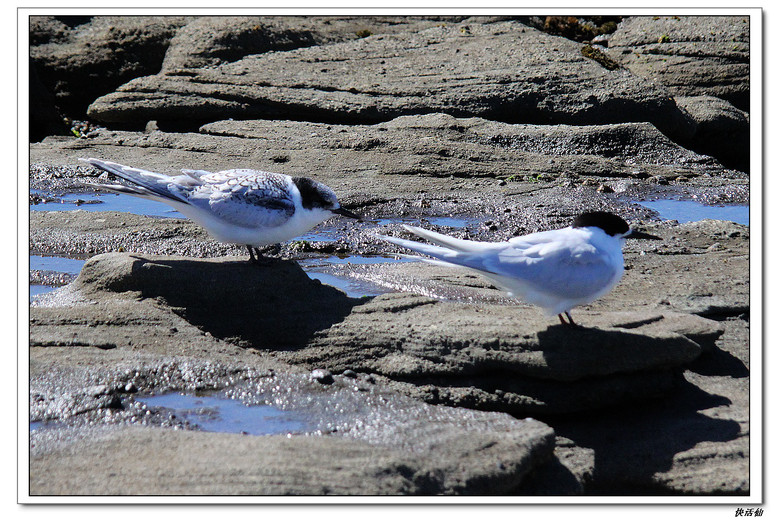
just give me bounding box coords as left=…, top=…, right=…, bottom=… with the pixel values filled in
left=16, top=5, right=764, bottom=510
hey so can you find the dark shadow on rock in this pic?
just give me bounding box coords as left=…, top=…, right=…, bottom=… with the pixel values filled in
left=511, top=454, right=584, bottom=495
left=395, top=370, right=687, bottom=416
left=541, top=378, right=741, bottom=494
left=536, top=324, right=702, bottom=381
left=686, top=346, right=750, bottom=378
left=84, top=254, right=362, bottom=350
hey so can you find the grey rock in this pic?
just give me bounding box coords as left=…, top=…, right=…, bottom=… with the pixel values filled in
left=310, top=368, right=335, bottom=384
left=71, top=253, right=359, bottom=350
left=30, top=322, right=556, bottom=495
left=31, top=113, right=742, bottom=195
left=30, top=416, right=554, bottom=495
left=86, top=20, right=694, bottom=141
left=607, top=16, right=749, bottom=110
left=160, top=16, right=469, bottom=71
left=676, top=95, right=749, bottom=171
left=46, top=252, right=724, bottom=416
left=30, top=15, right=191, bottom=116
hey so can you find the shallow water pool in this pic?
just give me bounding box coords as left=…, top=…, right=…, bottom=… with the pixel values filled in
left=29, top=255, right=86, bottom=274
left=30, top=190, right=183, bottom=218
left=299, top=255, right=410, bottom=297
left=636, top=199, right=749, bottom=226
left=138, top=393, right=312, bottom=436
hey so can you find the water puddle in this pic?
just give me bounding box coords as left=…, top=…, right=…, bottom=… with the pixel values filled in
left=137, top=393, right=312, bottom=436
left=29, top=255, right=86, bottom=302
left=302, top=255, right=415, bottom=266
left=30, top=285, right=58, bottom=301
left=636, top=199, right=749, bottom=226
left=299, top=255, right=412, bottom=298
left=30, top=190, right=182, bottom=218
left=30, top=255, right=86, bottom=275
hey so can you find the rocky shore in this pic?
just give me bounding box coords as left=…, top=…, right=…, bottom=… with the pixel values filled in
left=28, top=14, right=750, bottom=496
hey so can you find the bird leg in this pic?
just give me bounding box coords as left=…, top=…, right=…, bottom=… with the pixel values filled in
left=246, top=245, right=278, bottom=266
left=558, top=312, right=580, bottom=328
left=565, top=311, right=577, bottom=327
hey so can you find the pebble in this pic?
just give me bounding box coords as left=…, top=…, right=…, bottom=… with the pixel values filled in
left=311, top=369, right=334, bottom=385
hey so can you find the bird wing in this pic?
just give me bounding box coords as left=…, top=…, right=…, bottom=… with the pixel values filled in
left=181, top=170, right=297, bottom=229
left=80, top=158, right=191, bottom=204
left=476, top=236, right=618, bottom=299
left=383, top=227, right=617, bottom=300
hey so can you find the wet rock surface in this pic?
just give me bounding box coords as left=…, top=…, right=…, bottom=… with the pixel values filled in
left=27, top=14, right=750, bottom=497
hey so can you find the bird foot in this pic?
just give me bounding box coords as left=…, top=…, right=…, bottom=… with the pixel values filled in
left=246, top=245, right=279, bottom=266
left=558, top=312, right=582, bottom=328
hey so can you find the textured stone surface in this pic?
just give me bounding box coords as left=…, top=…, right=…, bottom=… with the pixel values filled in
left=86, top=20, right=694, bottom=141
left=607, top=15, right=750, bottom=110
left=26, top=14, right=751, bottom=496
left=30, top=16, right=191, bottom=116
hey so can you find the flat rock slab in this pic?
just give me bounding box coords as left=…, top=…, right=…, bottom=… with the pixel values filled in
left=30, top=415, right=553, bottom=495
left=607, top=16, right=749, bottom=110
left=33, top=252, right=723, bottom=415
left=30, top=351, right=555, bottom=495
left=293, top=292, right=708, bottom=382
left=87, top=20, right=694, bottom=140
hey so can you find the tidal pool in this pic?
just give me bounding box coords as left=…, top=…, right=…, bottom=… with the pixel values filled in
left=137, top=393, right=312, bottom=436
left=636, top=199, right=749, bottom=226
left=30, top=190, right=182, bottom=218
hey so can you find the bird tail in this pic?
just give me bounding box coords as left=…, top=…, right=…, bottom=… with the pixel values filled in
left=79, top=158, right=189, bottom=204
left=400, top=225, right=488, bottom=252
left=378, top=232, right=462, bottom=265
left=378, top=225, right=496, bottom=270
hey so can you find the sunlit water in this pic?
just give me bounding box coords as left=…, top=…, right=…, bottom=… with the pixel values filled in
left=30, top=190, right=182, bottom=218
left=636, top=199, right=749, bottom=226
left=299, top=255, right=413, bottom=298
left=137, top=393, right=312, bottom=436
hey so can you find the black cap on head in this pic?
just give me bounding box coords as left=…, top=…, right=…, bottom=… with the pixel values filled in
left=572, top=211, right=661, bottom=240
left=292, top=176, right=361, bottom=220
left=572, top=211, right=630, bottom=236
left=292, top=176, right=338, bottom=210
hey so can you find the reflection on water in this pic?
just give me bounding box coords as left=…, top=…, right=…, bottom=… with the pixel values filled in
left=299, top=255, right=412, bottom=298
left=30, top=190, right=182, bottom=218
left=138, top=393, right=312, bottom=436
left=30, top=255, right=86, bottom=274
left=637, top=199, right=749, bottom=226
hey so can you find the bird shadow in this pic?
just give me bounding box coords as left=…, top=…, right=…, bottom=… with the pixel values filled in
left=122, top=256, right=362, bottom=349
left=540, top=378, right=744, bottom=494
left=528, top=324, right=745, bottom=494
left=535, top=324, right=700, bottom=379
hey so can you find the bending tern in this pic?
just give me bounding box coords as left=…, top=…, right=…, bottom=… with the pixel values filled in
left=80, top=158, right=360, bottom=263
left=379, top=211, right=661, bottom=326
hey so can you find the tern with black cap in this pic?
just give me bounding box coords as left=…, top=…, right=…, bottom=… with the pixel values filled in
left=80, top=158, right=361, bottom=263
left=379, top=211, right=661, bottom=326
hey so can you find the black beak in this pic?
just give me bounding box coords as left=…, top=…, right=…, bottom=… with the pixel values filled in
left=332, top=206, right=362, bottom=220
left=624, top=229, right=662, bottom=240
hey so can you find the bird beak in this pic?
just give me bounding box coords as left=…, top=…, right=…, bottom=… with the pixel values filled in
left=624, top=228, right=662, bottom=240
left=332, top=206, right=362, bottom=220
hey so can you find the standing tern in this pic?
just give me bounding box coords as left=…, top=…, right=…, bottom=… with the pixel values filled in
left=379, top=211, right=661, bottom=326
left=79, top=158, right=360, bottom=263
